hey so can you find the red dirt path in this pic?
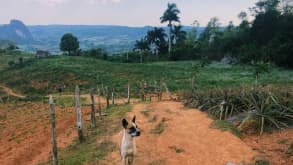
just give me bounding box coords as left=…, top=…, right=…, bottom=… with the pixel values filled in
left=102, top=101, right=257, bottom=165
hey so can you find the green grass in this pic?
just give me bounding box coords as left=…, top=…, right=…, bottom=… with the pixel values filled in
left=0, top=50, right=31, bottom=71
left=168, top=145, right=185, bottom=153
left=150, top=117, right=167, bottom=134
left=210, top=120, right=242, bottom=137
left=148, top=160, right=165, bottom=165
left=0, top=55, right=292, bottom=97
left=53, top=95, right=87, bottom=108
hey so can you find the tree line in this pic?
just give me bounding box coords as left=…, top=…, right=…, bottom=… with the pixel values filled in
left=59, top=0, right=293, bottom=68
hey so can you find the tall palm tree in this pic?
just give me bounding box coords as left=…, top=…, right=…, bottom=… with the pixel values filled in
left=146, top=27, right=167, bottom=56
left=134, top=38, right=150, bottom=63
left=160, top=3, right=180, bottom=56
left=171, top=25, right=186, bottom=46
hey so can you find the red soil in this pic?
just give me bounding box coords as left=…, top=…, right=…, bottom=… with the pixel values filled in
left=102, top=101, right=257, bottom=165
left=243, top=129, right=293, bottom=165
left=0, top=103, right=90, bottom=165
left=0, top=98, right=291, bottom=165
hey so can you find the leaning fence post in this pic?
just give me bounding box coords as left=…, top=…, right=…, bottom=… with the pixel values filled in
left=49, top=95, right=58, bottom=165
left=112, top=88, right=115, bottom=105
left=106, top=87, right=110, bottom=108
left=220, top=100, right=225, bottom=120
left=127, top=84, right=130, bottom=104
left=97, top=88, right=102, bottom=116
left=75, top=85, right=84, bottom=142
left=90, top=89, right=96, bottom=128
left=141, top=80, right=145, bottom=101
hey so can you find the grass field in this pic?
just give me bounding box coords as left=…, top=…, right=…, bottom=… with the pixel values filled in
left=0, top=54, right=292, bottom=98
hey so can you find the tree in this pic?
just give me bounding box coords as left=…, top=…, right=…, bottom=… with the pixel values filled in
left=186, top=20, right=199, bottom=44
left=238, top=11, right=248, bottom=21
left=160, top=3, right=180, bottom=56
left=171, top=25, right=187, bottom=46
left=199, top=17, right=221, bottom=43
left=134, top=38, right=150, bottom=63
left=60, top=33, right=79, bottom=56
left=146, top=27, right=167, bottom=56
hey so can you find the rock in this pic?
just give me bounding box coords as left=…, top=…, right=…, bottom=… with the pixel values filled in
left=0, top=19, right=34, bottom=44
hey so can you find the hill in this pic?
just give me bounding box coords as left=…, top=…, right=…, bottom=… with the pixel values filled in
left=0, top=54, right=292, bottom=98
left=0, top=20, right=33, bottom=44
left=0, top=19, right=203, bottom=54
left=26, top=25, right=197, bottom=54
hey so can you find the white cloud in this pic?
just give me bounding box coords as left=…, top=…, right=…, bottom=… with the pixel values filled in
left=28, top=0, right=122, bottom=5
left=83, top=0, right=122, bottom=5
left=27, top=0, right=68, bottom=6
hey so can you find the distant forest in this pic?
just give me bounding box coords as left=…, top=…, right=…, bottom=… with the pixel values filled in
left=117, top=0, right=292, bottom=68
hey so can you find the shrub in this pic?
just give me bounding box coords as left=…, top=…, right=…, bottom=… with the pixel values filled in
left=8, top=60, right=15, bottom=67
left=184, top=86, right=293, bottom=135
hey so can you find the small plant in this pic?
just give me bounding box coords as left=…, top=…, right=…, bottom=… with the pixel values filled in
left=150, top=118, right=167, bottom=134
left=148, top=115, right=158, bottom=123
left=210, top=120, right=242, bottom=137
left=140, top=109, right=150, bottom=116
left=254, top=156, right=270, bottom=165
left=168, top=146, right=185, bottom=153
left=8, top=60, right=15, bottom=67
left=242, top=91, right=293, bottom=135
left=148, top=160, right=164, bottom=165
left=252, top=61, right=270, bottom=85
left=285, top=140, right=293, bottom=155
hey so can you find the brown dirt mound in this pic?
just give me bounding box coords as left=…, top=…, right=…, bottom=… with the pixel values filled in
left=101, top=101, right=257, bottom=165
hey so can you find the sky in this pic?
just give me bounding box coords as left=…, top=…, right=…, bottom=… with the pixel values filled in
left=0, top=0, right=259, bottom=26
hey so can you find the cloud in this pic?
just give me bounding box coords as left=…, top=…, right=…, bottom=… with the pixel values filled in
left=84, top=0, right=122, bottom=5
left=30, top=0, right=122, bottom=5
left=28, top=0, right=68, bottom=6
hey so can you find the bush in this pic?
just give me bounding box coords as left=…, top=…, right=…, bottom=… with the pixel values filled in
left=8, top=60, right=15, bottom=67
left=184, top=86, right=293, bottom=135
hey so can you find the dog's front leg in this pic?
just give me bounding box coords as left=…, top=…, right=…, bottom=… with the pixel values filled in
left=122, top=156, right=126, bottom=165
left=128, top=155, right=134, bottom=165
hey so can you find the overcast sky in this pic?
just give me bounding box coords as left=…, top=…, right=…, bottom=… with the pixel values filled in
left=0, top=0, right=259, bottom=26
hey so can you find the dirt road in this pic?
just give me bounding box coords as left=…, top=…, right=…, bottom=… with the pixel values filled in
left=102, top=101, right=257, bottom=165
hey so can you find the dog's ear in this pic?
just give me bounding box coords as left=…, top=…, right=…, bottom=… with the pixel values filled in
left=122, top=119, right=128, bottom=129
left=132, top=115, right=136, bottom=123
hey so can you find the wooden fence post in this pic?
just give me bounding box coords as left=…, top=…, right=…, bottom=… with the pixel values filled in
left=49, top=95, right=58, bottom=165
left=75, top=85, right=84, bottom=142
left=127, top=84, right=130, bottom=104
left=90, top=89, right=96, bottom=128
left=141, top=80, right=145, bottom=101
left=191, top=75, right=196, bottom=96
left=112, top=88, right=115, bottom=105
left=106, top=87, right=110, bottom=108
left=97, top=88, right=102, bottom=116
left=220, top=100, right=226, bottom=120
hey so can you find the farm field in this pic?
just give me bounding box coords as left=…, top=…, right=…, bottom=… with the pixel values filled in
left=0, top=54, right=292, bottom=165
left=0, top=98, right=292, bottom=165
left=0, top=54, right=292, bottom=97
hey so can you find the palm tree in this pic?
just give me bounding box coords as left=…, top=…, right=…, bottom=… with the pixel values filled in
left=160, top=3, right=180, bottom=56
left=146, top=27, right=167, bottom=57
left=134, top=38, right=150, bottom=63
left=171, top=25, right=186, bottom=46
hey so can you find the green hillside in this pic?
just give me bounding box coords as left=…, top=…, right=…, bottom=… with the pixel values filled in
left=0, top=53, right=292, bottom=98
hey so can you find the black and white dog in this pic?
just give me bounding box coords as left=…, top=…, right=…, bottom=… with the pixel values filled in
left=121, top=116, right=140, bottom=165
